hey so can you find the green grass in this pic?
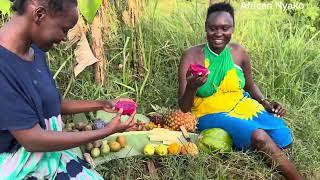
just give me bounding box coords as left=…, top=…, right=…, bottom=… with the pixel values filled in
left=96, top=152, right=283, bottom=180
left=1, top=0, right=320, bottom=179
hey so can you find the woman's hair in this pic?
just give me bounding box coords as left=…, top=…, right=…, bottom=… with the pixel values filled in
left=10, top=0, right=77, bottom=14
left=206, top=2, right=234, bottom=25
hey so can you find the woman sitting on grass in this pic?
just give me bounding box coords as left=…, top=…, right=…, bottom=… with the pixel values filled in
left=0, top=0, right=136, bottom=179
left=178, top=2, right=302, bottom=180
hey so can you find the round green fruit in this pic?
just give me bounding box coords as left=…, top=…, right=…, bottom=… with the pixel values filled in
left=93, top=140, right=102, bottom=148
left=85, top=143, right=94, bottom=152
left=91, top=148, right=100, bottom=158
left=102, top=139, right=108, bottom=146
left=198, top=128, right=233, bottom=153
left=101, top=144, right=110, bottom=155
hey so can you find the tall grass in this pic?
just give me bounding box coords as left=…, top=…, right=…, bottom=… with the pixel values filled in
left=1, top=0, right=319, bottom=179
left=232, top=5, right=320, bottom=177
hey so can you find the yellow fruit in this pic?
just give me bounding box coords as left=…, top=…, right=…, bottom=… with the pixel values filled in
left=168, top=143, right=181, bottom=155
left=143, top=144, right=155, bottom=156
left=91, top=147, right=100, bottom=158
left=100, top=144, right=110, bottom=155
left=116, top=135, right=127, bottom=148
left=109, top=141, right=121, bottom=152
left=164, top=111, right=197, bottom=132
left=155, top=144, right=168, bottom=156
left=184, top=142, right=199, bottom=156
left=102, top=139, right=108, bottom=146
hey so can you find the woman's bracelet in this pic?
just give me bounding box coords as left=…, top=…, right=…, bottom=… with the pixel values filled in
left=259, top=98, right=269, bottom=104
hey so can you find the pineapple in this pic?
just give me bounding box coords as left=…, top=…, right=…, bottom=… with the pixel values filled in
left=164, top=110, right=198, bottom=132
left=147, top=104, right=171, bottom=127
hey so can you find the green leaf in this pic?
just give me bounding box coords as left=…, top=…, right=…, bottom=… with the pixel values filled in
left=80, top=111, right=200, bottom=164
left=96, top=110, right=150, bottom=123
left=0, top=0, right=12, bottom=15
left=78, top=0, right=102, bottom=24
left=93, top=131, right=199, bottom=165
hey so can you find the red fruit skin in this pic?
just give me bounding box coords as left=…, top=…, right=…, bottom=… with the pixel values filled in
left=115, top=101, right=137, bottom=115
left=181, top=146, right=187, bottom=155
left=189, top=64, right=209, bottom=76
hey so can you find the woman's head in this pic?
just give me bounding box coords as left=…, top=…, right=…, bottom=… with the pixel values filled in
left=10, top=0, right=78, bottom=51
left=205, top=2, right=234, bottom=52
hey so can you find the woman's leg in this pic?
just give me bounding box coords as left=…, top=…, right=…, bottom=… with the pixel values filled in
left=251, top=129, right=303, bottom=180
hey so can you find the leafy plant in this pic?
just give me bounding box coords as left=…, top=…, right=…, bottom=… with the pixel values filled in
left=0, top=0, right=12, bottom=15
left=78, top=0, right=103, bottom=23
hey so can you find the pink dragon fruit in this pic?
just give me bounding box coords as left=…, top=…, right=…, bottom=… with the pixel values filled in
left=115, top=101, right=137, bottom=115
left=189, top=64, right=209, bottom=76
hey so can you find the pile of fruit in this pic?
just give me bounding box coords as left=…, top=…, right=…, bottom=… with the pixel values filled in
left=63, top=119, right=128, bottom=159
left=63, top=119, right=106, bottom=132
left=61, top=100, right=237, bottom=165
left=85, top=135, right=127, bottom=158
left=143, top=142, right=198, bottom=156
left=143, top=128, right=199, bottom=156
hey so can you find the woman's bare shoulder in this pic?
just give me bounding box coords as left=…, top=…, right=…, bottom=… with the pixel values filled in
left=229, top=43, right=247, bottom=52
left=184, top=44, right=205, bottom=54
left=181, top=44, right=206, bottom=63
left=229, top=43, right=250, bottom=64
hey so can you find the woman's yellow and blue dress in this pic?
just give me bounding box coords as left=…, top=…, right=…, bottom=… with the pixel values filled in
left=194, top=43, right=292, bottom=150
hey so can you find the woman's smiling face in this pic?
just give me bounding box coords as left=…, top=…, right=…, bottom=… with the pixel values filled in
left=205, top=11, right=234, bottom=52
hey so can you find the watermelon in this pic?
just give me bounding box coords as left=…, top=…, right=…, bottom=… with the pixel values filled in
left=115, top=101, right=137, bottom=115
left=189, top=64, right=209, bottom=76
left=198, top=128, right=233, bottom=153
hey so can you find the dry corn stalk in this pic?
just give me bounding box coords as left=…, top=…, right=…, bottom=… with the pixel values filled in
left=91, top=12, right=107, bottom=85
left=122, top=0, right=145, bottom=76
left=100, top=0, right=110, bottom=30
left=100, top=1, right=120, bottom=42
left=123, top=0, right=143, bottom=27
